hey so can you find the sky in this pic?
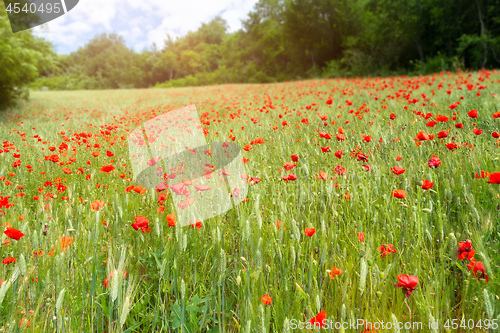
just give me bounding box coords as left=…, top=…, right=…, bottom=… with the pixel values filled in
left=33, top=0, right=259, bottom=54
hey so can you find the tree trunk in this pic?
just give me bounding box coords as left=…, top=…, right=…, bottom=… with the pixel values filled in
left=475, top=0, right=488, bottom=68
left=415, top=37, right=425, bottom=68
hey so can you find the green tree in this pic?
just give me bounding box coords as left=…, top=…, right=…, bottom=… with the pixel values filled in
left=63, top=33, right=139, bottom=89
left=240, top=0, right=288, bottom=80
left=0, top=8, right=55, bottom=109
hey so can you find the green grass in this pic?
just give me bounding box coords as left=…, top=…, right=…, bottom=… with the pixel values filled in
left=0, top=72, right=498, bottom=332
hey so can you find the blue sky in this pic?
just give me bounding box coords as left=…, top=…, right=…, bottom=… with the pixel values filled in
left=33, top=0, right=259, bottom=54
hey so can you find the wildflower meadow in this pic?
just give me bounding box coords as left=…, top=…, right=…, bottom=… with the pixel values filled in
left=0, top=70, right=499, bottom=332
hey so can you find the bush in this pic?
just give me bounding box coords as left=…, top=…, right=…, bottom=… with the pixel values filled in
left=322, top=59, right=347, bottom=78
left=154, top=75, right=201, bottom=88
left=28, top=74, right=93, bottom=91
left=410, top=52, right=464, bottom=75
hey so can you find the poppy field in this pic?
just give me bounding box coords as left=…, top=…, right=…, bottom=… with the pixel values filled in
left=1, top=70, right=500, bottom=332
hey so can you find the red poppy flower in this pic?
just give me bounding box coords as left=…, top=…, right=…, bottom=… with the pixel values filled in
left=437, top=131, right=448, bottom=138
left=100, top=165, right=115, bottom=172
left=356, top=153, right=369, bottom=162
left=62, top=168, right=72, bottom=174
left=446, top=143, right=458, bottom=150
left=60, top=236, right=74, bottom=252
left=416, top=131, right=430, bottom=141
left=391, top=166, right=406, bottom=175
left=194, top=184, right=211, bottom=191
left=334, top=165, right=346, bottom=175
left=475, top=171, right=489, bottom=179
left=472, top=261, right=489, bottom=282
left=435, top=115, right=449, bottom=122
left=467, top=110, right=478, bottom=118
left=291, top=154, right=299, bottom=162
left=91, top=200, right=105, bottom=211
left=103, top=278, right=109, bottom=288
left=316, top=171, right=327, bottom=181
left=327, top=267, right=342, bottom=279
left=166, top=213, right=176, bottom=227
left=2, top=257, right=16, bottom=265
left=390, top=113, right=396, bottom=119
left=261, top=294, right=272, bottom=305
left=147, top=157, right=160, bottom=166
left=492, top=131, right=500, bottom=138
left=457, top=239, right=475, bottom=261
left=309, top=311, right=327, bottom=328
left=133, top=186, right=147, bottom=194
left=305, top=228, right=316, bottom=236
left=190, top=220, right=203, bottom=229
left=394, top=275, right=418, bottom=298
left=283, top=162, right=296, bottom=171
left=320, top=146, right=330, bottom=153
left=467, top=258, right=476, bottom=271
left=455, top=123, right=464, bottom=128
left=178, top=198, right=196, bottom=211
left=231, top=187, right=241, bottom=197
left=282, top=173, right=297, bottom=182
left=377, top=244, right=397, bottom=258
left=132, top=216, right=150, bottom=232
left=473, top=129, right=483, bottom=135
left=334, top=150, right=343, bottom=159
left=19, top=318, right=31, bottom=328
left=357, top=232, right=364, bottom=242
left=243, top=144, right=252, bottom=151
left=4, top=227, right=24, bottom=241
left=392, top=190, right=406, bottom=198
left=250, top=177, right=261, bottom=184
left=493, top=111, right=500, bottom=119
left=428, top=155, right=441, bottom=168
left=487, top=172, right=500, bottom=184
left=421, top=179, right=434, bottom=190
left=319, top=131, right=332, bottom=139
left=0, top=197, right=13, bottom=209
left=362, top=165, right=372, bottom=172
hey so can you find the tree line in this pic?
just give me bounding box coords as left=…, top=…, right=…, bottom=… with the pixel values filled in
left=2, top=0, right=500, bottom=107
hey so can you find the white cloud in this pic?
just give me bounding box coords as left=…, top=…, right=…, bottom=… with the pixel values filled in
left=33, top=0, right=259, bottom=54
